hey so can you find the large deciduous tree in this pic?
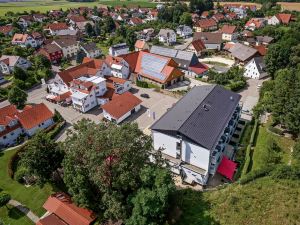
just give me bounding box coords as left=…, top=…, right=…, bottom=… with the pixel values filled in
left=8, top=86, right=28, bottom=109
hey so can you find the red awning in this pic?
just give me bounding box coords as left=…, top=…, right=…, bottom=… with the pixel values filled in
left=217, top=156, right=237, bottom=181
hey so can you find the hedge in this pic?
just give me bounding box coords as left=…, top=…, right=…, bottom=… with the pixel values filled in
left=47, top=121, right=66, bottom=139
left=239, top=167, right=273, bottom=185
left=7, top=144, right=27, bottom=178
left=136, top=80, right=149, bottom=88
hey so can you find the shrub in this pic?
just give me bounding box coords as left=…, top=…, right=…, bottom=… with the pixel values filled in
left=270, top=165, right=300, bottom=180
left=136, top=80, right=149, bottom=88
left=0, top=192, right=11, bottom=207
left=7, top=145, right=26, bottom=178
left=15, top=167, right=29, bottom=183
left=241, top=145, right=252, bottom=177
left=239, top=167, right=273, bottom=185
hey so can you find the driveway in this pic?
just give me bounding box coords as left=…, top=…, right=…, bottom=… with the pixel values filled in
left=199, top=56, right=235, bottom=67
left=174, top=37, right=192, bottom=50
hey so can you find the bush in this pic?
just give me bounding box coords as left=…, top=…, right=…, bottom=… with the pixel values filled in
left=15, top=167, right=29, bottom=183
left=241, top=145, right=252, bottom=177
left=47, top=121, right=66, bottom=139
left=7, top=145, right=26, bottom=178
left=0, top=192, right=11, bottom=207
left=136, top=80, right=149, bottom=88
left=270, top=165, right=300, bottom=180
left=239, top=167, right=273, bottom=185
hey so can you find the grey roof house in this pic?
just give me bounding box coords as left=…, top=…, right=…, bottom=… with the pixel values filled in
left=151, top=85, right=242, bottom=185
left=80, top=42, right=102, bottom=58
left=193, top=32, right=222, bottom=50
left=229, top=43, right=258, bottom=63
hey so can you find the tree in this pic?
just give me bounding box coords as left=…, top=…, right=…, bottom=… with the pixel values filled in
left=8, top=86, right=28, bottom=109
left=32, top=55, right=51, bottom=70
left=179, top=12, right=193, bottom=26
left=0, top=192, right=11, bottom=208
left=76, top=49, right=87, bottom=64
left=126, top=30, right=137, bottom=51
left=20, top=131, right=64, bottom=184
left=62, top=120, right=172, bottom=221
left=102, top=16, right=116, bottom=33
left=85, top=23, right=94, bottom=37
left=13, top=66, right=28, bottom=81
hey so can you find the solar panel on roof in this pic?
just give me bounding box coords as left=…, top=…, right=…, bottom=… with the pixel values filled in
left=150, top=46, right=177, bottom=58
left=141, top=54, right=168, bottom=72
left=142, top=68, right=165, bottom=80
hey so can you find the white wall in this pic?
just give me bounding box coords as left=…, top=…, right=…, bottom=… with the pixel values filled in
left=25, top=118, right=54, bottom=137
left=103, top=104, right=141, bottom=124
left=0, top=127, right=23, bottom=147
left=152, top=131, right=178, bottom=158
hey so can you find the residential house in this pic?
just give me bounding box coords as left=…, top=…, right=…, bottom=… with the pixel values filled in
left=31, top=32, right=44, bottom=46
left=255, top=36, right=274, bottom=46
left=245, top=18, right=266, bottom=31
left=268, top=13, right=292, bottom=25
left=147, top=9, right=158, bottom=21
left=185, top=39, right=206, bottom=57
left=105, top=76, right=131, bottom=94
left=134, top=40, right=150, bottom=51
left=17, top=15, right=33, bottom=29
left=228, top=43, right=258, bottom=64
left=151, top=85, right=242, bottom=185
left=244, top=56, right=268, bottom=79
left=157, top=29, right=176, bottom=45
left=201, top=11, right=209, bottom=19
left=11, top=34, right=37, bottom=48
left=150, top=46, right=208, bottom=77
left=102, top=92, right=142, bottom=124
left=129, top=17, right=143, bottom=26
left=254, top=45, right=267, bottom=56
left=176, top=25, right=193, bottom=38
left=123, top=51, right=184, bottom=88
left=226, top=12, right=238, bottom=20
left=0, top=103, right=54, bottom=147
left=37, top=44, right=64, bottom=64
left=109, top=43, right=129, bottom=57
left=32, top=14, right=48, bottom=22
left=0, top=55, right=31, bottom=75
left=193, top=32, right=223, bottom=51
left=136, top=28, right=155, bottom=41
left=0, top=71, right=5, bottom=84
left=193, top=19, right=217, bottom=32
left=36, top=192, right=96, bottom=225
left=192, top=13, right=200, bottom=22
left=219, top=25, right=238, bottom=42
left=44, top=23, right=75, bottom=36
left=52, top=37, right=79, bottom=58
left=212, top=13, right=226, bottom=23
left=105, top=55, right=130, bottom=79
left=0, top=25, right=13, bottom=36
left=81, top=42, right=102, bottom=58
left=49, top=10, right=64, bottom=18
left=68, top=15, right=94, bottom=32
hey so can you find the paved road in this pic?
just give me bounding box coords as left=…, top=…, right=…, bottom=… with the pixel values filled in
left=8, top=199, right=39, bottom=223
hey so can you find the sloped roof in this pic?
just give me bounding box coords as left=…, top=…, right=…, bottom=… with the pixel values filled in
left=17, top=103, right=54, bottom=130
left=151, top=85, right=241, bottom=150
left=193, top=32, right=222, bottom=44
left=12, top=33, right=28, bottom=43
left=81, top=42, right=99, bottom=53
left=276, top=13, right=292, bottom=24
left=229, top=43, right=258, bottom=62
left=42, top=193, right=96, bottom=225
left=36, top=213, right=67, bottom=225
left=41, top=43, right=62, bottom=54
left=46, top=22, right=69, bottom=31
left=102, top=92, right=142, bottom=119
left=130, top=17, right=143, bottom=25
left=0, top=105, right=19, bottom=126
left=52, top=38, right=77, bottom=48
left=220, top=24, right=237, bottom=34
left=0, top=55, right=20, bottom=67
left=135, top=40, right=146, bottom=49
left=254, top=45, right=267, bottom=56
left=189, top=39, right=206, bottom=52
left=194, top=18, right=217, bottom=29
left=0, top=25, right=13, bottom=34
left=69, top=15, right=86, bottom=23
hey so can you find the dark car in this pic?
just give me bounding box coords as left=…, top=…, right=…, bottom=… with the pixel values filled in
left=140, top=93, right=150, bottom=98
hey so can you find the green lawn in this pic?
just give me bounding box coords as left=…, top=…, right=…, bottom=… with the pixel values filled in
left=174, top=177, right=300, bottom=225
left=0, top=149, right=57, bottom=217
left=0, top=205, right=33, bottom=225
left=0, top=0, right=156, bottom=17
left=251, top=119, right=295, bottom=171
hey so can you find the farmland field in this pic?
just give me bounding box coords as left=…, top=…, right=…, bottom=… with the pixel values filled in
left=277, top=2, right=300, bottom=11
left=0, top=0, right=156, bottom=17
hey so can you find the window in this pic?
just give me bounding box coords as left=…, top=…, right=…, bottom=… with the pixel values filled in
left=11, top=132, right=14, bottom=136
left=3, top=135, right=6, bottom=139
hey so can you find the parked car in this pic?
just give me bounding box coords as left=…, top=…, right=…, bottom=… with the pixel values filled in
left=140, top=93, right=150, bottom=98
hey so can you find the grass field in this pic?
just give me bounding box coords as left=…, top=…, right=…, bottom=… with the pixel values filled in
left=175, top=177, right=300, bottom=225
left=0, top=205, right=33, bottom=225
left=277, top=2, right=300, bottom=11
left=251, top=119, right=295, bottom=172
left=0, top=0, right=156, bottom=17
left=0, top=149, right=57, bottom=217
left=215, top=1, right=262, bottom=9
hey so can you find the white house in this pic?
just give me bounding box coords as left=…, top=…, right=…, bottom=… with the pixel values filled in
left=157, top=29, right=176, bottom=45
left=44, top=23, right=74, bottom=36
left=0, top=55, right=31, bottom=75
left=102, top=92, right=142, bottom=124
left=244, top=57, right=268, bottom=79
left=105, top=55, right=130, bottom=79
left=0, top=103, right=54, bottom=148
left=151, top=85, right=241, bottom=185
left=109, top=43, right=129, bottom=57
left=106, top=76, right=131, bottom=94
left=134, top=40, right=150, bottom=51
left=11, top=34, right=37, bottom=48
left=17, top=15, right=33, bottom=29
left=52, top=38, right=79, bottom=58
left=81, top=42, right=102, bottom=58
left=220, top=25, right=238, bottom=42
left=176, top=25, right=193, bottom=38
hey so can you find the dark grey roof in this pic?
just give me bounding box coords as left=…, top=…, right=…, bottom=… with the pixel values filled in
left=256, top=35, right=274, bottom=44
left=150, top=46, right=199, bottom=68
left=81, top=42, right=98, bottom=52
left=229, top=43, right=258, bottom=62
left=110, top=43, right=128, bottom=51
left=193, top=32, right=222, bottom=44
left=151, top=85, right=241, bottom=150
left=252, top=56, right=266, bottom=73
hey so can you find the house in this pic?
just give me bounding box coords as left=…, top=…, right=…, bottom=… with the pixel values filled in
left=105, top=76, right=131, bottom=94
left=220, top=25, right=238, bottom=41
left=32, top=14, right=47, bottom=22
left=226, top=12, right=238, bottom=20
left=245, top=18, right=266, bottom=31
left=68, top=16, right=94, bottom=32
left=37, top=44, right=64, bottom=64
left=212, top=13, right=226, bottom=23
left=176, top=25, right=193, bottom=38
left=105, top=55, right=130, bottom=79
left=193, top=32, right=222, bottom=51
left=44, top=23, right=74, bottom=36
left=186, top=39, right=206, bottom=57
left=136, top=28, right=155, bottom=41
left=254, top=45, right=267, bottom=56
left=268, top=13, right=292, bottom=25
left=31, top=32, right=44, bottom=46
left=0, top=71, right=5, bottom=84
left=123, top=51, right=184, bottom=88
left=36, top=192, right=96, bottom=225
left=52, top=37, right=79, bottom=58
left=129, top=17, right=143, bottom=26
left=147, top=9, right=158, bottom=21
left=193, top=19, right=217, bottom=32
left=0, top=25, right=13, bottom=36
left=0, top=103, right=54, bottom=147
left=102, top=92, right=142, bottom=124
left=255, top=36, right=274, bottom=46
left=228, top=43, right=258, bottom=64
left=244, top=56, right=267, bottom=79
left=11, top=34, right=37, bottom=48
left=150, top=46, right=208, bottom=77
left=157, top=29, right=176, bottom=45
left=81, top=42, right=102, bottom=58
left=0, top=55, right=31, bottom=75
left=151, top=85, right=241, bottom=185
left=201, top=11, right=209, bottom=19
left=17, top=15, right=33, bottom=29
left=109, top=43, right=129, bottom=57
left=134, top=40, right=149, bottom=51
left=49, top=10, right=64, bottom=18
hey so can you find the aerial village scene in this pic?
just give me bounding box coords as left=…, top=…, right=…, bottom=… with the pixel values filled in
left=0, top=0, right=300, bottom=224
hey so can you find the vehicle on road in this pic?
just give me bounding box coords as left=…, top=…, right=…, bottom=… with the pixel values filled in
left=140, top=93, right=150, bottom=98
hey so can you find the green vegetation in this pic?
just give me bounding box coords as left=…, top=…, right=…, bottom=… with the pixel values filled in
left=201, top=61, right=229, bottom=67
left=0, top=206, right=33, bottom=225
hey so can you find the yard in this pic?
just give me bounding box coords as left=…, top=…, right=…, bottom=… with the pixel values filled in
left=0, top=149, right=57, bottom=221
left=0, top=0, right=156, bottom=17
left=0, top=206, right=33, bottom=225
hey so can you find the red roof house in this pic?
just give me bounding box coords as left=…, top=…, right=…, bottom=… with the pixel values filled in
left=193, top=18, right=217, bottom=32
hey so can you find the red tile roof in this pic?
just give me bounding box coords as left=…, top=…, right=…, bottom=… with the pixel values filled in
left=189, top=39, right=206, bottom=52
left=220, top=24, right=237, bottom=34
left=189, top=62, right=209, bottom=75
left=0, top=105, right=19, bottom=126
left=36, top=213, right=67, bottom=225
left=47, top=23, right=69, bottom=31
left=213, top=13, right=225, bottom=22
left=42, top=193, right=96, bottom=225
left=12, top=33, right=28, bottom=43
left=245, top=18, right=265, bottom=28
left=255, top=45, right=267, bottom=56
left=17, top=103, right=54, bottom=130
left=0, top=25, right=13, bottom=35
left=102, top=92, right=142, bottom=119
left=135, top=40, right=146, bottom=49
left=106, top=76, right=128, bottom=84
left=194, top=18, right=217, bottom=29
left=69, top=15, right=86, bottom=23
left=130, top=17, right=143, bottom=25
left=276, top=13, right=292, bottom=24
